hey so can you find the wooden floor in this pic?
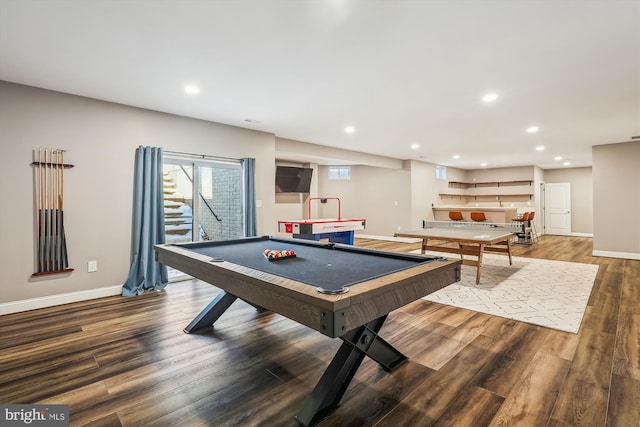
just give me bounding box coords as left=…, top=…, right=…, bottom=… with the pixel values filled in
left=1, top=236, right=638, bottom=426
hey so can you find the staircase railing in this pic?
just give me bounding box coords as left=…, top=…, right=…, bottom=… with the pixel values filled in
left=179, top=165, right=222, bottom=222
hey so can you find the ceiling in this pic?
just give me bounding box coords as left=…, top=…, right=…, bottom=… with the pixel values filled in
left=1, top=0, right=639, bottom=170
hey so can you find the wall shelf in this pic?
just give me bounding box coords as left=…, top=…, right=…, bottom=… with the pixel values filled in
left=439, top=193, right=533, bottom=200
left=441, top=179, right=534, bottom=203
left=448, top=180, right=532, bottom=188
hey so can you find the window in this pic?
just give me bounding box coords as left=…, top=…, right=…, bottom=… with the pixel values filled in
left=436, top=165, right=447, bottom=180
left=328, top=166, right=351, bottom=180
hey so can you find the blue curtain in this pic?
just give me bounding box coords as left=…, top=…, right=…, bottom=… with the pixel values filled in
left=122, top=146, right=168, bottom=296
left=241, top=158, right=257, bottom=237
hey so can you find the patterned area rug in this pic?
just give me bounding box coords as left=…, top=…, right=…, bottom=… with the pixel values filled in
left=416, top=251, right=599, bottom=333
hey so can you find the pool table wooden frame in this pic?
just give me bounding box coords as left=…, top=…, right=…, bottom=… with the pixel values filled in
left=154, top=236, right=460, bottom=426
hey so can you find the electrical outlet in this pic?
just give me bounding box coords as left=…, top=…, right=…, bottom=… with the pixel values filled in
left=397, top=225, right=401, bottom=231
left=88, top=260, right=97, bottom=272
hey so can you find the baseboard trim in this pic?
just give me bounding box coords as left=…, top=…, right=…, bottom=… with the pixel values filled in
left=571, top=232, right=594, bottom=237
left=0, top=285, right=123, bottom=315
left=592, top=250, right=640, bottom=260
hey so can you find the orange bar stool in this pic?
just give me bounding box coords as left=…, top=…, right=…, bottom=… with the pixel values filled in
left=511, top=212, right=536, bottom=244
left=511, top=212, right=530, bottom=243
left=511, top=212, right=530, bottom=224
left=470, top=212, right=486, bottom=222
left=526, top=212, right=538, bottom=243
left=449, top=211, right=464, bottom=221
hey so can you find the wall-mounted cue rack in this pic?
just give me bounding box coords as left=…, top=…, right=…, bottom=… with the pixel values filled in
left=31, top=148, right=74, bottom=276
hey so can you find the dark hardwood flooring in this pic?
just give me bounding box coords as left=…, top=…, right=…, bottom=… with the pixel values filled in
left=1, top=236, right=638, bottom=426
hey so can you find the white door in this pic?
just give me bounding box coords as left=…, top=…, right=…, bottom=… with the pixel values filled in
left=544, top=182, right=571, bottom=235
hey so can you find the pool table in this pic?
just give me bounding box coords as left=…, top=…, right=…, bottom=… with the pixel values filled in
left=154, top=236, right=460, bottom=426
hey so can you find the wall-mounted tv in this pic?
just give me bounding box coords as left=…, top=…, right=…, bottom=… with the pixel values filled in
left=275, top=166, right=313, bottom=193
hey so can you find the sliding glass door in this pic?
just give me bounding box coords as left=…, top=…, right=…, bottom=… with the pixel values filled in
left=163, top=155, right=243, bottom=278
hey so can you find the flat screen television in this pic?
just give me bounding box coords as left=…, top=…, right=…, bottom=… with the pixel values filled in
left=275, top=166, right=313, bottom=193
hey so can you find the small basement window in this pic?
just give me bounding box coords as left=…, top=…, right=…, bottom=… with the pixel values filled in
left=328, top=166, right=351, bottom=180
left=436, top=165, right=447, bottom=180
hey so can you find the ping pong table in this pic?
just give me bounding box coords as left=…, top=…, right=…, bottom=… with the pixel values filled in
left=395, top=220, right=521, bottom=284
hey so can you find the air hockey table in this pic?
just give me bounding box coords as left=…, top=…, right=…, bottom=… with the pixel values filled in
left=277, top=217, right=365, bottom=244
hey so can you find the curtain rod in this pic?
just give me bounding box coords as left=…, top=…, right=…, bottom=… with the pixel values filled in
left=163, top=150, right=240, bottom=162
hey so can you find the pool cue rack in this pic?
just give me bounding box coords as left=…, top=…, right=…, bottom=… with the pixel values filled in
left=31, top=148, right=74, bottom=277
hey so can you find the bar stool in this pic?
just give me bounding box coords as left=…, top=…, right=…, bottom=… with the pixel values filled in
left=526, top=212, right=538, bottom=243
left=511, top=212, right=530, bottom=244
left=511, top=212, right=529, bottom=224
left=470, top=212, right=486, bottom=222
left=449, top=211, right=464, bottom=221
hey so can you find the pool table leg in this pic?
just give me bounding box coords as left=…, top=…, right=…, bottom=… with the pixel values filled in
left=183, top=291, right=238, bottom=334
left=295, top=314, right=407, bottom=426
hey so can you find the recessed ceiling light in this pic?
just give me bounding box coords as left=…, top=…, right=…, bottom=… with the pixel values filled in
left=452, top=154, right=460, bottom=159
left=410, top=143, right=420, bottom=150
left=563, top=161, right=571, bottom=166
left=482, top=93, right=499, bottom=103
left=554, top=156, right=563, bottom=161
left=184, top=84, right=200, bottom=95
left=481, top=162, right=488, bottom=167
left=344, top=126, right=356, bottom=134
left=526, top=126, right=540, bottom=133
left=536, top=146, right=545, bottom=151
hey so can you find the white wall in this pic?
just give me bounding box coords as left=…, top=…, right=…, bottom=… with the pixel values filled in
left=0, top=82, right=277, bottom=309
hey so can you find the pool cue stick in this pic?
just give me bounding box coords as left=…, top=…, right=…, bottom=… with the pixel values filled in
left=37, top=148, right=44, bottom=272
left=43, top=148, right=49, bottom=271
left=49, top=148, right=55, bottom=271
left=47, top=148, right=52, bottom=271
left=56, top=150, right=62, bottom=270
left=51, top=149, right=56, bottom=271
left=53, top=149, right=58, bottom=270
left=53, top=149, right=59, bottom=271
left=40, top=147, right=46, bottom=272
left=53, top=149, right=59, bottom=270
left=43, top=148, right=47, bottom=271
left=60, top=150, right=68, bottom=268
left=56, top=149, right=61, bottom=270
left=57, top=150, right=62, bottom=270
left=48, top=148, right=53, bottom=271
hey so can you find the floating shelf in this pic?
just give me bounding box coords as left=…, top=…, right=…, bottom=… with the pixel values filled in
left=442, top=179, right=534, bottom=201
left=439, top=193, right=533, bottom=200
left=448, top=180, right=533, bottom=188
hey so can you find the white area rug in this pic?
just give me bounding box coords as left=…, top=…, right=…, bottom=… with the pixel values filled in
left=416, top=251, right=599, bottom=333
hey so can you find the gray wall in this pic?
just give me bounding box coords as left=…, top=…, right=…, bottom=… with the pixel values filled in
left=3, top=81, right=636, bottom=311
left=593, top=141, right=640, bottom=258
left=0, top=81, right=277, bottom=307
left=543, top=167, right=593, bottom=234
left=318, top=164, right=412, bottom=236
